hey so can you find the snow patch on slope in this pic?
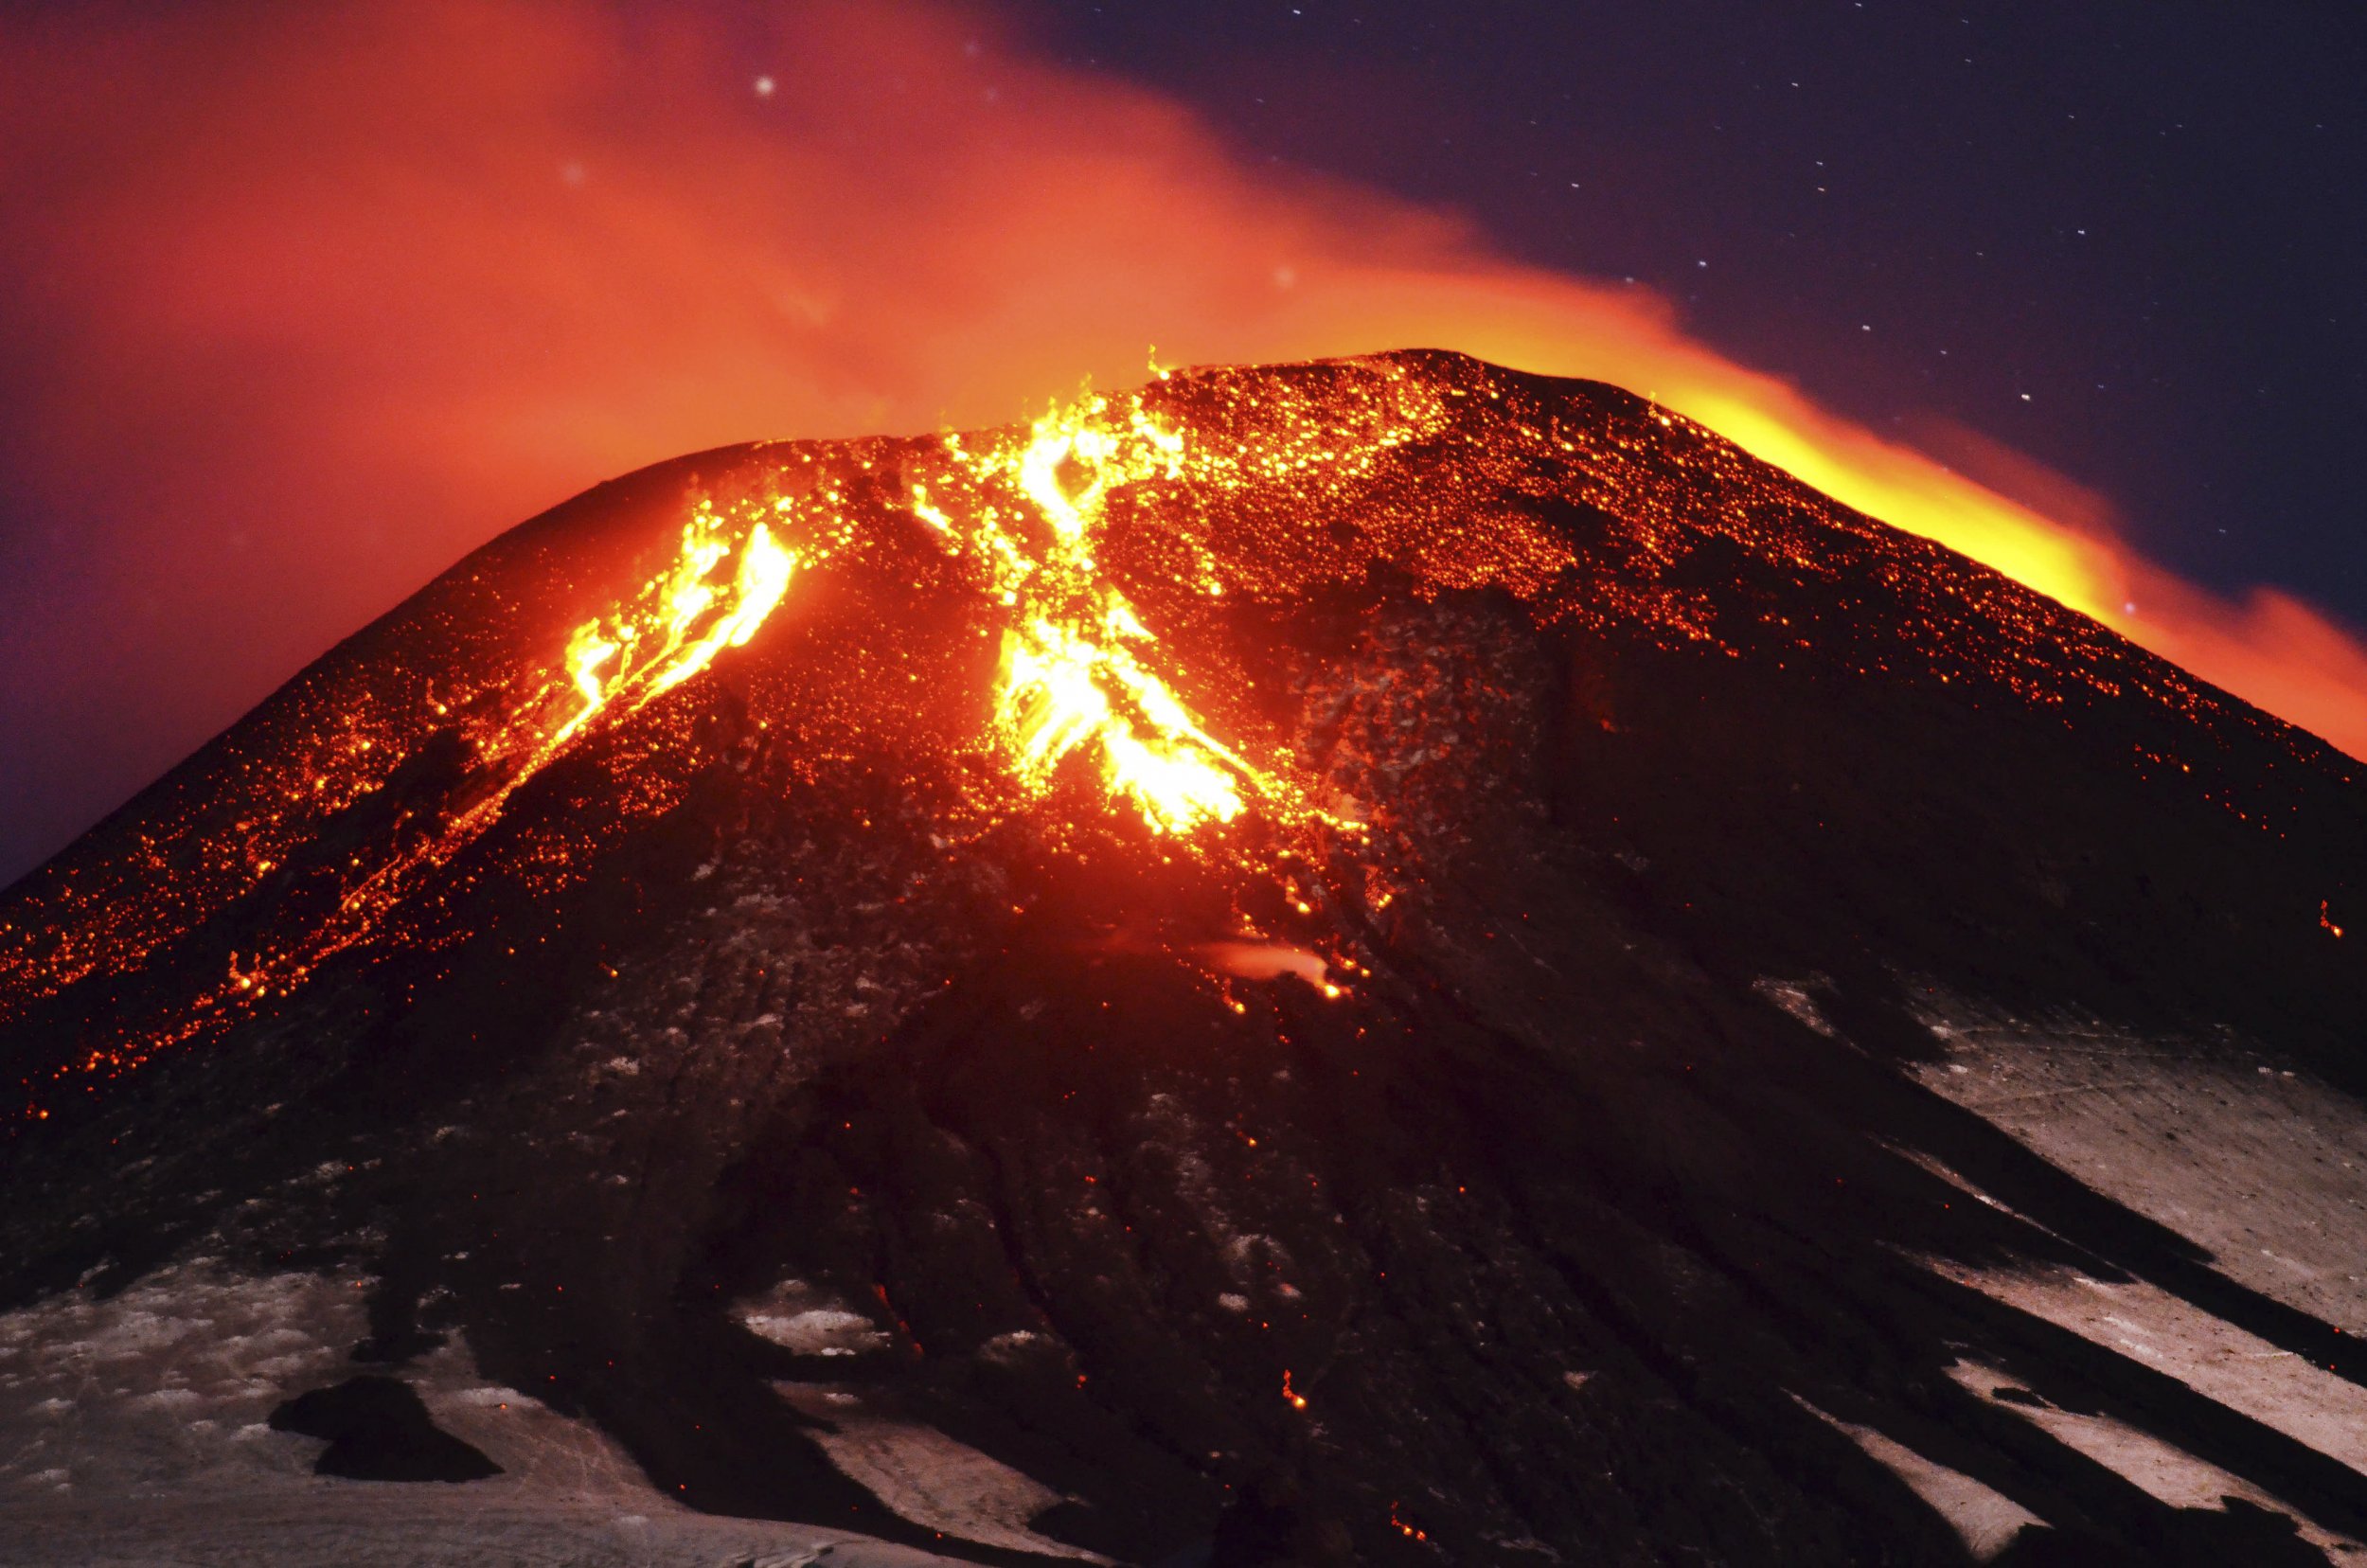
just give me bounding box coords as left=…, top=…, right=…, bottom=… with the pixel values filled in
left=0, top=1257, right=363, bottom=1497
left=1909, top=994, right=2367, bottom=1333
left=1793, top=1395, right=2041, bottom=1560
left=0, top=1260, right=971, bottom=1566
left=734, top=1280, right=893, bottom=1358
left=1951, top=1361, right=2366, bottom=1558
left=774, top=1381, right=1107, bottom=1560
left=1931, top=1258, right=2367, bottom=1480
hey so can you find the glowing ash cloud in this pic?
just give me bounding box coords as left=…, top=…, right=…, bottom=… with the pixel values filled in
left=2, top=0, right=2363, bottom=882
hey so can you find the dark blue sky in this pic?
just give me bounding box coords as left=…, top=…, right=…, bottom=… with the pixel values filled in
left=1031, top=0, right=2367, bottom=615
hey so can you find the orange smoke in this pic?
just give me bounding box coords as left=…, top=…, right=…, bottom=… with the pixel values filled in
left=2, top=0, right=2362, bottom=879
left=1200, top=942, right=1336, bottom=993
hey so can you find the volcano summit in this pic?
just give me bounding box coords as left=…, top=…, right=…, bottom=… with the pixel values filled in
left=7, top=351, right=2367, bottom=1565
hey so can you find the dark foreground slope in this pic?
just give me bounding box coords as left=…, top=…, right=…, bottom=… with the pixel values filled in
left=6, top=352, right=2367, bottom=1564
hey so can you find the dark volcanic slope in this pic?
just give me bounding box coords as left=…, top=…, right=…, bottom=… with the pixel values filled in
left=7, top=350, right=2367, bottom=1565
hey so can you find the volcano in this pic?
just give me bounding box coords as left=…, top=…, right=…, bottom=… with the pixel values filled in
left=7, top=350, right=2367, bottom=1566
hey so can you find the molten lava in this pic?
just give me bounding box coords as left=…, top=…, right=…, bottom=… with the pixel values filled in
left=558, top=507, right=798, bottom=747
left=927, top=398, right=1257, bottom=837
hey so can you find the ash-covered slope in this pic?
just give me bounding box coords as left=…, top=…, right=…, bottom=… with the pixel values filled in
left=7, top=350, right=2367, bottom=1565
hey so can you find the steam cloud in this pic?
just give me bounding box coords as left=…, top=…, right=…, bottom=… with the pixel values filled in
left=4, top=0, right=2360, bottom=880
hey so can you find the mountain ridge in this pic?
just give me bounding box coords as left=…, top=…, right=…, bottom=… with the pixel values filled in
left=5, top=349, right=2367, bottom=1564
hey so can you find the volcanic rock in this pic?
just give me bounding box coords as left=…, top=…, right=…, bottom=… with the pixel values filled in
left=6, top=350, right=2367, bottom=1564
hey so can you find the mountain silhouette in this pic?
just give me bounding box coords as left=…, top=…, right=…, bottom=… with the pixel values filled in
left=6, top=351, right=2367, bottom=1565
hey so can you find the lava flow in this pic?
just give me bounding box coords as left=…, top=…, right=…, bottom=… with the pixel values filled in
left=557, top=508, right=798, bottom=748
left=919, top=395, right=1284, bottom=837
left=4, top=349, right=2349, bottom=1123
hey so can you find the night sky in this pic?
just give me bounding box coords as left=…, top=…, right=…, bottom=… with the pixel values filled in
left=1031, top=1, right=2366, bottom=610
left=2, top=1, right=2363, bottom=886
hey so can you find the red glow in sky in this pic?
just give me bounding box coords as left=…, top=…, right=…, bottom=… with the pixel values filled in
left=3, top=0, right=2362, bottom=880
